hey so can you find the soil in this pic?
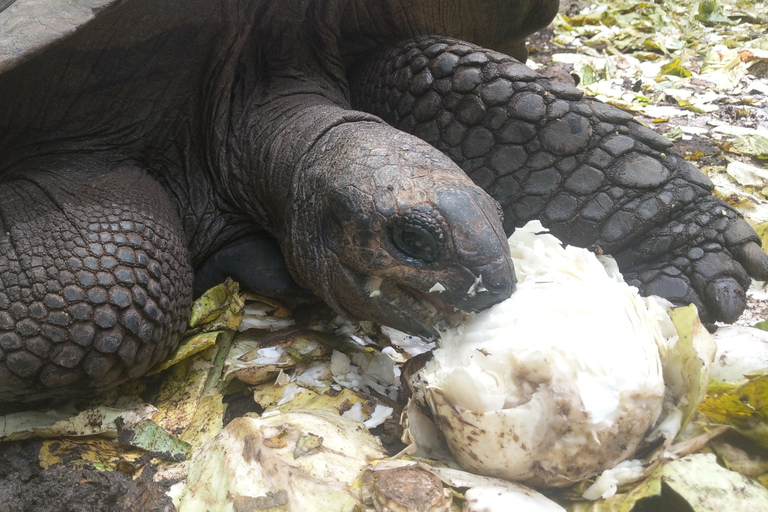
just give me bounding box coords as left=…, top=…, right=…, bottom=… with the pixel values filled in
left=0, top=440, right=175, bottom=512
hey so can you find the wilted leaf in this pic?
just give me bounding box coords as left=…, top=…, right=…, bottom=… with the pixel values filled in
left=232, top=491, right=288, bottom=511
left=573, top=453, right=768, bottom=511
left=179, top=393, right=225, bottom=452
left=224, top=329, right=334, bottom=386
left=699, top=47, right=747, bottom=90
left=659, top=58, right=692, bottom=77
left=188, top=277, right=245, bottom=330
left=361, top=464, right=453, bottom=512
left=711, top=326, right=768, bottom=381
left=709, top=431, right=768, bottom=478
left=698, top=368, right=768, bottom=447
left=264, top=434, right=288, bottom=449
left=39, top=437, right=145, bottom=471
left=294, top=433, right=323, bottom=458
left=0, top=397, right=156, bottom=442
left=150, top=332, right=231, bottom=449
left=726, top=161, right=768, bottom=188
left=240, top=291, right=293, bottom=318
left=683, top=102, right=720, bottom=113
left=253, top=384, right=367, bottom=415
left=655, top=453, right=768, bottom=508
left=177, top=411, right=386, bottom=512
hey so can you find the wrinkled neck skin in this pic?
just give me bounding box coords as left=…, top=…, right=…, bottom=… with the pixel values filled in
left=228, top=87, right=373, bottom=232
left=222, top=0, right=516, bottom=336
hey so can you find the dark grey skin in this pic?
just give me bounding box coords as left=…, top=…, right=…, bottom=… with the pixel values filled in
left=0, top=0, right=765, bottom=403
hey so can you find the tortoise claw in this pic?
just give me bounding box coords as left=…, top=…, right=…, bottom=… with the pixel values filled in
left=704, top=277, right=747, bottom=324
left=735, top=241, right=768, bottom=282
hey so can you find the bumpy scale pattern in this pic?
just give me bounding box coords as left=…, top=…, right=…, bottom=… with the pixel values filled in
left=0, top=175, right=192, bottom=402
left=351, top=36, right=759, bottom=318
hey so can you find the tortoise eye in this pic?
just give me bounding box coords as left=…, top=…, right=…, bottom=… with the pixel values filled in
left=391, top=222, right=440, bottom=263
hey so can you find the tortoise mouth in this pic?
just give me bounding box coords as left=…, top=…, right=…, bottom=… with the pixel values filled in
left=372, top=277, right=469, bottom=337
left=406, top=286, right=462, bottom=317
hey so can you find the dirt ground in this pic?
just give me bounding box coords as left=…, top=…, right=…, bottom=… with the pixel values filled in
left=0, top=439, right=175, bottom=512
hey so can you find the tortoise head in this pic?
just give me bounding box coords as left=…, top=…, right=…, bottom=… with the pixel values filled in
left=284, top=121, right=515, bottom=337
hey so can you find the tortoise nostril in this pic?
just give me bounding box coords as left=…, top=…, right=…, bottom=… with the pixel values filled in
left=488, top=275, right=516, bottom=297
left=469, top=277, right=515, bottom=311
left=463, top=263, right=516, bottom=312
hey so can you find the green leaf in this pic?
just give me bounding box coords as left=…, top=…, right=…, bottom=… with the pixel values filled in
left=149, top=330, right=221, bottom=374
left=115, top=418, right=190, bottom=462
left=663, top=127, right=683, bottom=142
left=574, top=65, right=598, bottom=86
left=695, top=0, right=735, bottom=25
left=667, top=305, right=716, bottom=432
left=730, top=135, right=768, bottom=159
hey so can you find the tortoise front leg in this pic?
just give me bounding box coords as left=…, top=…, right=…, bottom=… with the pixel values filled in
left=0, top=159, right=192, bottom=403
left=192, top=232, right=312, bottom=304
left=350, top=36, right=768, bottom=323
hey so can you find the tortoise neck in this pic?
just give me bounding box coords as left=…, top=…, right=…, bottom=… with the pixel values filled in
left=225, top=87, right=380, bottom=236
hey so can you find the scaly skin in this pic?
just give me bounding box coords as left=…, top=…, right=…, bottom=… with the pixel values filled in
left=349, top=36, right=768, bottom=322
left=0, top=160, right=192, bottom=402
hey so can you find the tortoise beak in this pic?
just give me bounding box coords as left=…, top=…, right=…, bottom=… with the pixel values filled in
left=426, top=185, right=516, bottom=313
left=418, top=255, right=515, bottom=318
left=464, top=258, right=517, bottom=312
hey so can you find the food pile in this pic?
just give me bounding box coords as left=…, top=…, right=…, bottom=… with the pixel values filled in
left=409, top=221, right=670, bottom=486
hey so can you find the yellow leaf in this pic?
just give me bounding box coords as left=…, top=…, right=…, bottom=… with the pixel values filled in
left=148, top=330, right=221, bottom=375
left=659, top=58, right=692, bottom=77
left=752, top=221, right=768, bottom=255
left=188, top=278, right=244, bottom=330
left=698, top=369, right=768, bottom=448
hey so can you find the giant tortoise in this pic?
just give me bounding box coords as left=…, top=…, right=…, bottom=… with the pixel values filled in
left=0, top=0, right=765, bottom=403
